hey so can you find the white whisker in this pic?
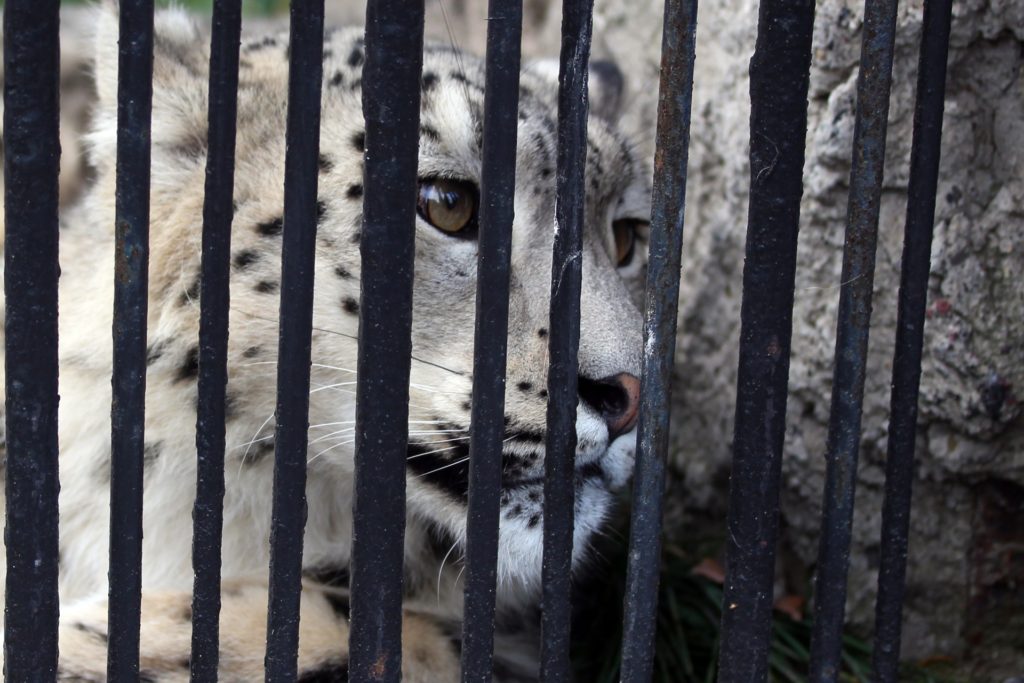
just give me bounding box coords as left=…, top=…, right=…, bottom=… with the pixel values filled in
left=406, top=443, right=460, bottom=460
left=413, top=456, right=470, bottom=479
left=437, top=538, right=461, bottom=605
left=307, top=427, right=356, bottom=445
left=307, top=438, right=355, bottom=465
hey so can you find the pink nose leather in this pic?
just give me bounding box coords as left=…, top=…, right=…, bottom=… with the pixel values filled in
left=579, top=372, right=641, bottom=439
left=607, top=373, right=641, bottom=438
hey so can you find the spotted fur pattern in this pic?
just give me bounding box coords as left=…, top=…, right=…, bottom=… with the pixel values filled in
left=0, top=6, right=650, bottom=680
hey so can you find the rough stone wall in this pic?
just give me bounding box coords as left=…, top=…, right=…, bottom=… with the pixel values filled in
left=408, top=0, right=1023, bottom=675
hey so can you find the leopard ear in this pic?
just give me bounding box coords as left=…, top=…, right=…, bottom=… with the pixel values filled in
left=523, top=58, right=626, bottom=123
left=586, top=60, right=625, bottom=122
left=88, top=3, right=208, bottom=167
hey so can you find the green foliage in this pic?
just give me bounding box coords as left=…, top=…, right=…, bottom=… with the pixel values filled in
left=572, top=526, right=961, bottom=683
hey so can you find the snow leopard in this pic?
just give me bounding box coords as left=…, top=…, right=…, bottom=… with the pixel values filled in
left=0, top=4, right=651, bottom=681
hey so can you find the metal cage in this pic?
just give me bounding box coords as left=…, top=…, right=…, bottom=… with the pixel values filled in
left=1, top=0, right=953, bottom=680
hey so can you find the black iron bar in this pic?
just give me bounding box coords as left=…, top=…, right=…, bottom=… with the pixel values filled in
left=540, top=0, right=594, bottom=680
left=716, top=0, right=816, bottom=680
left=190, top=0, right=243, bottom=679
left=618, top=0, right=698, bottom=680
left=2, top=0, right=62, bottom=677
left=807, top=0, right=900, bottom=678
left=263, top=1, right=325, bottom=679
left=347, top=0, right=424, bottom=681
left=459, top=0, right=524, bottom=681
left=871, top=0, right=953, bottom=679
left=107, top=0, right=155, bottom=678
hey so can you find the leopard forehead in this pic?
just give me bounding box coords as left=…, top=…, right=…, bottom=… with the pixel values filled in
left=59, top=5, right=648, bottom=609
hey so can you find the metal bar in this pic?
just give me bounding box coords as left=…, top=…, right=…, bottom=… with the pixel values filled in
left=806, top=0, right=900, bottom=677
left=190, top=0, right=243, bottom=679
left=540, top=0, right=594, bottom=680
left=2, top=0, right=62, bottom=677
left=871, top=0, right=953, bottom=679
left=715, top=0, right=816, bottom=680
left=263, top=1, right=325, bottom=679
left=459, top=0, right=524, bottom=681
left=347, top=0, right=424, bottom=680
left=107, top=0, right=155, bottom=678
left=618, top=0, right=698, bottom=679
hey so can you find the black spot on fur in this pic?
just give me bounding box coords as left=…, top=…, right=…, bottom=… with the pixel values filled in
left=509, top=430, right=544, bottom=446
left=541, top=167, right=553, bottom=178
left=334, top=265, right=352, bottom=280
left=255, top=280, right=278, bottom=294
left=420, top=125, right=441, bottom=141
left=176, top=346, right=199, bottom=382
left=243, top=346, right=261, bottom=359
left=297, top=663, right=349, bottom=683
left=350, top=230, right=361, bottom=244
left=318, top=154, right=334, bottom=172
left=348, top=78, right=362, bottom=91
left=73, top=622, right=108, bottom=643
left=329, top=70, right=344, bottom=87
left=346, top=184, right=363, bottom=200
left=233, top=249, right=260, bottom=269
left=342, top=297, right=359, bottom=314
left=539, top=390, right=548, bottom=398
left=241, top=440, right=275, bottom=466
left=257, top=216, right=284, bottom=237
left=180, top=276, right=201, bottom=306
left=232, top=200, right=240, bottom=214
left=173, top=132, right=207, bottom=160
left=144, top=442, right=162, bottom=468
left=146, top=342, right=165, bottom=365
left=305, top=565, right=350, bottom=587
left=347, top=46, right=364, bottom=68
left=224, top=394, right=239, bottom=420
left=317, top=200, right=328, bottom=222
left=406, top=442, right=471, bottom=500
left=139, top=672, right=158, bottom=683
left=182, top=605, right=193, bottom=622
left=244, top=36, right=277, bottom=52
left=351, top=132, right=365, bottom=152
left=421, top=71, right=439, bottom=91
left=517, top=381, right=533, bottom=392
left=538, top=328, right=547, bottom=338
left=461, top=401, right=472, bottom=412
left=527, top=514, right=541, bottom=528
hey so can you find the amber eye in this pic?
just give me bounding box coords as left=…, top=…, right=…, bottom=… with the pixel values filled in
left=417, top=179, right=478, bottom=237
left=612, top=219, right=645, bottom=267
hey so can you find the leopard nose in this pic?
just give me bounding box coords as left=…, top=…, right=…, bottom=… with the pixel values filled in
left=578, top=373, right=641, bottom=440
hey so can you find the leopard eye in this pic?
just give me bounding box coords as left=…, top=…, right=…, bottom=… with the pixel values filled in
left=612, top=219, right=645, bottom=267
left=417, top=178, right=478, bottom=237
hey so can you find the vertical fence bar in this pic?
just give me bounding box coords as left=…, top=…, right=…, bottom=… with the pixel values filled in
left=716, top=1, right=815, bottom=681
left=190, top=0, right=243, bottom=679
left=2, top=0, right=61, bottom=677
left=347, top=0, right=424, bottom=680
left=807, top=0, right=900, bottom=677
left=618, top=0, right=698, bottom=679
left=540, top=0, right=594, bottom=681
left=263, top=1, right=325, bottom=679
left=107, top=0, right=155, bottom=678
left=871, top=0, right=953, bottom=678
left=459, top=0, right=524, bottom=681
